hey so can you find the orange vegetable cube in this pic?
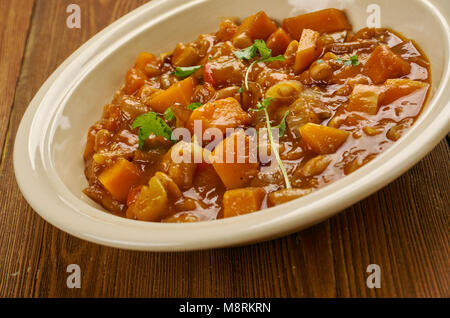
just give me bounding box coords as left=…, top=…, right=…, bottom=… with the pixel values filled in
left=294, top=29, right=321, bottom=74
left=210, top=130, right=259, bottom=189
left=187, top=97, right=250, bottom=135
left=282, top=9, right=352, bottom=40
left=364, top=45, right=411, bottom=84
left=300, top=123, right=350, bottom=154
left=233, top=11, right=277, bottom=42
left=383, top=79, right=429, bottom=105
left=266, top=28, right=292, bottom=56
left=124, top=68, right=148, bottom=95
left=99, top=158, right=141, bottom=202
left=223, top=187, right=266, bottom=218
left=267, top=188, right=312, bottom=207
left=348, top=84, right=384, bottom=115
left=148, top=77, right=196, bottom=113
left=134, top=52, right=156, bottom=72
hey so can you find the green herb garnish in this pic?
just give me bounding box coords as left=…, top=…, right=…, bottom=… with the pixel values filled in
left=132, top=112, right=175, bottom=149
left=238, top=87, right=244, bottom=94
left=251, top=98, right=291, bottom=189
left=274, top=110, right=290, bottom=138
left=340, top=55, right=360, bottom=66
left=173, top=65, right=202, bottom=78
left=234, top=40, right=286, bottom=91
left=187, top=102, right=202, bottom=111
left=164, top=107, right=175, bottom=121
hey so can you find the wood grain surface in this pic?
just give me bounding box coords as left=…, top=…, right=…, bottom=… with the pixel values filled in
left=0, top=0, right=448, bottom=298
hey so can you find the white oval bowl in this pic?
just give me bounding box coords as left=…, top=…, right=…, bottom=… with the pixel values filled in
left=14, top=0, right=450, bottom=251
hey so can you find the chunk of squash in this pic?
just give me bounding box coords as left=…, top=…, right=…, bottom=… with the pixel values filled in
left=134, top=52, right=156, bottom=72
left=282, top=9, right=352, bottom=40
left=210, top=130, right=259, bottom=189
left=267, top=188, right=312, bottom=207
left=148, top=77, right=196, bottom=113
left=383, top=79, right=429, bottom=105
left=299, top=123, right=349, bottom=154
left=348, top=84, right=384, bottom=115
left=232, top=11, right=277, bottom=47
left=294, top=29, right=322, bottom=74
left=266, top=28, right=292, bottom=56
left=124, top=68, right=148, bottom=95
left=98, top=158, right=140, bottom=202
left=223, top=187, right=266, bottom=218
left=186, top=97, right=250, bottom=135
left=364, top=45, right=411, bottom=84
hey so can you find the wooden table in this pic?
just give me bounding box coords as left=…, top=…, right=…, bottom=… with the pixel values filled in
left=0, top=0, right=448, bottom=298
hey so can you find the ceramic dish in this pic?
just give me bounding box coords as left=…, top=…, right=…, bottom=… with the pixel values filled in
left=14, top=0, right=450, bottom=251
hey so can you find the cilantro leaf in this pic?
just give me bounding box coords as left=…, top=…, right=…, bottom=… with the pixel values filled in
left=187, top=102, right=202, bottom=111
left=251, top=97, right=291, bottom=189
left=233, top=45, right=258, bottom=60
left=253, top=39, right=272, bottom=60
left=164, top=107, right=175, bottom=121
left=274, top=110, right=290, bottom=138
left=261, top=55, right=286, bottom=63
left=238, top=87, right=244, bottom=94
left=173, top=65, right=202, bottom=78
left=339, top=55, right=360, bottom=66
left=132, top=112, right=175, bottom=149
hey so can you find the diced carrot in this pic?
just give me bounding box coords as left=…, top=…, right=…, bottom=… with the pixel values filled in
left=210, top=130, right=259, bottom=189
left=266, top=28, right=292, bottom=56
left=186, top=97, right=250, bottom=135
left=294, top=29, right=321, bottom=74
left=348, top=84, right=384, bottom=115
left=364, top=45, right=411, bottom=84
left=282, top=9, right=352, bottom=40
left=299, top=123, right=349, bottom=154
left=148, top=77, right=196, bottom=113
left=223, top=187, right=266, bottom=218
left=233, top=11, right=277, bottom=42
left=382, top=79, right=429, bottom=105
left=267, top=188, right=312, bottom=207
left=99, top=158, right=141, bottom=202
left=134, top=52, right=156, bottom=72
left=124, top=68, right=148, bottom=95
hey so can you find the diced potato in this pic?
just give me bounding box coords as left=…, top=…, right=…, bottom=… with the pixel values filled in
left=187, top=97, right=250, bottom=135
left=134, top=52, right=156, bottom=72
left=124, top=68, right=148, bottom=95
left=284, top=92, right=321, bottom=136
left=148, top=77, right=196, bottom=112
left=126, top=175, right=168, bottom=221
left=217, top=19, right=238, bottom=42
left=383, top=79, right=429, bottom=105
left=348, top=84, right=384, bottom=115
left=172, top=44, right=200, bottom=67
left=267, top=188, right=312, bottom=207
left=98, top=158, right=140, bottom=202
left=210, top=130, right=259, bottom=189
left=232, top=11, right=277, bottom=48
left=364, top=45, right=411, bottom=84
left=301, top=155, right=332, bottom=177
left=159, top=141, right=200, bottom=190
left=223, top=187, right=266, bottom=218
left=300, top=123, right=350, bottom=154
left=266, top=28, right=292, bottom=56
left=282, top=9, right=352, bottom=40
left=294, top=29, right=322, bottom=74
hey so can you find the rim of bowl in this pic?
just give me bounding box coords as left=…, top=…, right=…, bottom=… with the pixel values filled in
left=13, top=0, right=450, bottom=251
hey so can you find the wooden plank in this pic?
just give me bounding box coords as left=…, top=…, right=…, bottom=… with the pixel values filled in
left=0, top=0, right=34, bottom=160
left=0, top=0, right=448, bottom=298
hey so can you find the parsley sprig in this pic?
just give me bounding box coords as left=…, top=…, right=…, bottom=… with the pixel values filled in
left=337, top=54, right=360, bottom=66
left=173, top=65, right=202, bottom=78
left=132, top=112, right=175, bottom=149
left=234, top=40, right=286, bottom=91
left=250, top=98, right=291, bottom=189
